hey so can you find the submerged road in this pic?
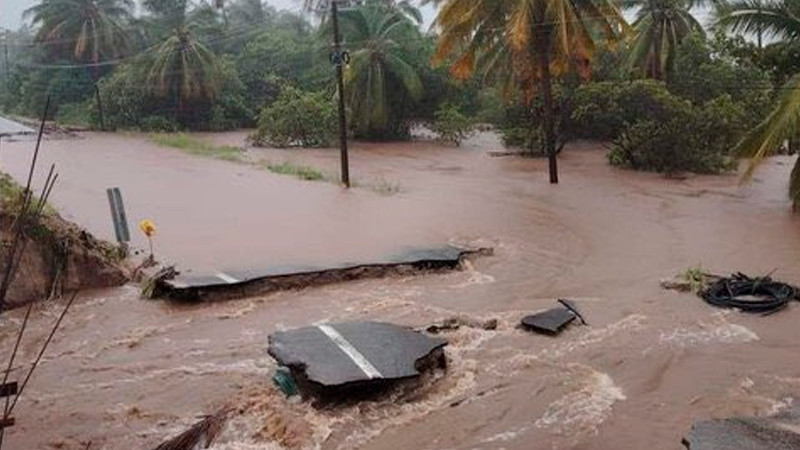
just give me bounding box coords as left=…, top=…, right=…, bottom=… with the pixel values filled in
left=1, top=132, right=800, bottom=449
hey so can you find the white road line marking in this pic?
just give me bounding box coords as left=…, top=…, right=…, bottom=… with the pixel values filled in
left=317, top=324, right=383, bottom=379
left=215, top=272, right=240, bottom=284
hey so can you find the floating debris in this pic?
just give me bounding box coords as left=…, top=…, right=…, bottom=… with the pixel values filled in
left=151, top=409, right=230, bottom=450
left=268, top=321, right=447, bottom=398
left=521, top=299, right=587, bottom=336
left=701, top=273, right=800, bottom=315
left=426, top=315, right=498, bottom=334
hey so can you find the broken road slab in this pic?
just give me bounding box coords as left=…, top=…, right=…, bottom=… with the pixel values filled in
left=268, top=321, right=447, bottom=397
left=683, top=406, right=800, bottom=450
left=156, top=245, right=491, bottom=301
left=0, top=116, right=35, bottom=138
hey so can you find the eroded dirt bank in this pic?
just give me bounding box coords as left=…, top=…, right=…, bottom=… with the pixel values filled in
left=0, top=133, right=799, bottom=449
left=0, top=197, right=128, bottom=307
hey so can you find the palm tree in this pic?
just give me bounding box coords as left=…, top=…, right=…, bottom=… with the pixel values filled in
left=715, top=0, right=800, bottom=207
left=144, top=0, right=221, bottom=121
left=25, top=0, right=132, bottom=74
left=625, top=0, right=705, bottom=80
left=434, top=0, right=626, bottom=183
left=337, top=2, right=424, bottom=137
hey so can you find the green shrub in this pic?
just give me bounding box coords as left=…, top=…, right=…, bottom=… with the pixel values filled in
left=571, top=80, right=684, bottom=140
left=251, top=87, right=336, bottom=148
left=140, top=116, right=180, bottom=132
left=430, top=104, right=474, bottom=146
left=97, top=59, right=251, bottom=131
left=608, top=101, right=738, bottom=175
left=56, top=100, right=95, bottom=127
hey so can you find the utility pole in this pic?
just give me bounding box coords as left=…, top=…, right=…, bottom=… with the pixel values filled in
left=2, top=30, right=9, bottom=92
left=330, top=0, right=350, bottom=188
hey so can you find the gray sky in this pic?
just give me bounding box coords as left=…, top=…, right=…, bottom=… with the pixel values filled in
left=1, top=0, right=438, bottom=31
left=1, top=0, right=710, bottom=34
left=1, top=0, right=301, bottom=30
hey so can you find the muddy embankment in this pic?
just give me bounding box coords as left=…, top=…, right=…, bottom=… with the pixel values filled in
left=0, top=197, right=128, bottom=308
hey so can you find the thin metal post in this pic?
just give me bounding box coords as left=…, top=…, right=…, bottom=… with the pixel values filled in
left=331, top=0, right=350, bottom=188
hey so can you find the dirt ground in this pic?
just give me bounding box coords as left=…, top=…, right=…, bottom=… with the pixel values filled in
left=0, top=131, right=799, bottom=449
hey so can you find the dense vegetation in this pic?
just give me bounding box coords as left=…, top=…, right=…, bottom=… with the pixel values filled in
left=1, top=0, right=800, bottom=196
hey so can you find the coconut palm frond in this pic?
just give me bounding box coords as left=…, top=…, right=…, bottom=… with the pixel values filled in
left=714, top=0, right=800, bottom=40
left=151, top=409, right=230, bottom=450
left=735, top=73, right=800, bottom=181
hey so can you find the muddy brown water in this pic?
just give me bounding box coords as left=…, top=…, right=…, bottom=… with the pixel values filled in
left=1, top=132, right=799, bottom=449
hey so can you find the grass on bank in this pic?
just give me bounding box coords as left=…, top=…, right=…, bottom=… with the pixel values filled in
left=0, top=173, right=56, bottom=216
left=149, top=133, right=401, bottom=194
left=150, top=133, right=243, bottom=162
left=258, top=160, right=402, bottom=194
left=262, top=160, right=328, bottom=181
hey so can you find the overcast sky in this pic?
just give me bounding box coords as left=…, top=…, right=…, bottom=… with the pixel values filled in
left=1, top=0, right=439, bottom=31
left=1, top=0, right=710, bottom=33
left=1, top=0, right=303, bottom=30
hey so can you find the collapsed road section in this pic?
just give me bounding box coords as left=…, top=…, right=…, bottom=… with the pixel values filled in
left=268, top=321, right=447, bottom=399
left=153, top=245, right=492, bottom=301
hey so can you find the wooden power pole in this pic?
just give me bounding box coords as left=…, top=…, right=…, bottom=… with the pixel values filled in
left=330, top=0, right=350, bottom=188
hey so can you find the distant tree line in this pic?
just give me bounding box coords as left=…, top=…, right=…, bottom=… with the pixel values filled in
left=2, top=0, right=800, bottom=203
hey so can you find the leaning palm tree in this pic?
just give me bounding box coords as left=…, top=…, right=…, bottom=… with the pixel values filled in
left=144, top=0, right=221, bottom=121
left=25, top=0, right=133, bottom=71
left=625, top=0, right=705, bottom=80
left=434, top=0, right=626, bottom=183
left=716, top=0, right=800, bottom=207
left=337, top=2, right=424, bottom=137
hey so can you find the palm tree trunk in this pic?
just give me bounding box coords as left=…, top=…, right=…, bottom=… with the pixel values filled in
left=537, top=44, right=558, bottom=184
left=90, top=57, right=105, bottom=131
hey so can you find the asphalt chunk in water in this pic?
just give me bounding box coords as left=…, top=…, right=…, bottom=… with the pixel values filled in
left=683, top=406, right=800, bottom=450
left=521, top=308, right=577, bottom=335
left=268, top=321, right=447, bottom=398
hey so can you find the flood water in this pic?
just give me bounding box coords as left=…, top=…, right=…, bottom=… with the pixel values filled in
left=0, top=132, right=799, bottom=449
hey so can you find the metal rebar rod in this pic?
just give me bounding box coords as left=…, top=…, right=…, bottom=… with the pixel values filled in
left=6, top=290, right=78, bottom=416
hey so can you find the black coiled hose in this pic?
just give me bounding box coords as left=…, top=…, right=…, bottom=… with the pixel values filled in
left=701, top=273, right=800, bottom=315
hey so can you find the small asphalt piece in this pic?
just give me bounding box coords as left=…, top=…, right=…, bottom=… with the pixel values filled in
left=521, top=299, right=586, bottom=336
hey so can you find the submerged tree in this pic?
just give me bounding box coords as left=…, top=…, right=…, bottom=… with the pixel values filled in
left=626, top=0, right=705, bottom=80
left=716, top=0, right=800, bottom=207
left=433, top=0, right=626, bottom=183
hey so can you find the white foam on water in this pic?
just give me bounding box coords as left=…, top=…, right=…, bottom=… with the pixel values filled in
left=534, top=366, right=626, bottom=437
left=539, top=314, right=648, bottom=360
left=482, top=426, right=529, bottom=443
left=449, top=259, right=495, bottom=289
left=208, top=325, right=492, bottom=450
left=660, top=315, right=758, bottom=348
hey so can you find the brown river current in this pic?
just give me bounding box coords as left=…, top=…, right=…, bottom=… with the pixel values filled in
left=0, top=132, right=799, bottom=449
